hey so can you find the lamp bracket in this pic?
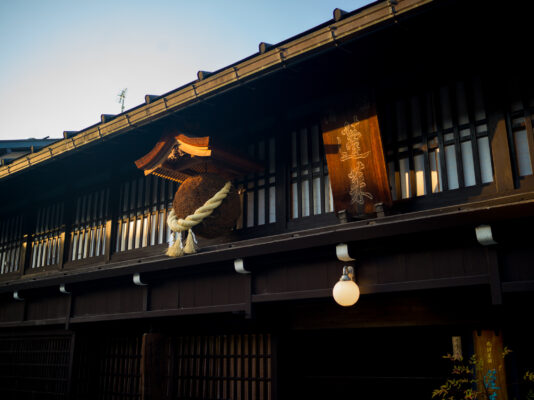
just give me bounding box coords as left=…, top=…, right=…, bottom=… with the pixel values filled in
left=336, top=243, right=354, bottom=262
left=476, top=225, right=497, bottom=246
left=234, top=258, right=250, bottom=274
left=133, top=272, right=147, bottom=286
left=341, top=266, right=355, bottom=281
left=59, top=284, right=70, bottom=294
left=13, top=291, right=23, bottom=301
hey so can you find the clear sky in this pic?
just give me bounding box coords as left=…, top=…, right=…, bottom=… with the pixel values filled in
left=0, top=0, right=372, bottom=140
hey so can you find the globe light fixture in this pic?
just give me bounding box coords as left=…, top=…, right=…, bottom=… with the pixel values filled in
left=333, top=266, right=360, bottom=307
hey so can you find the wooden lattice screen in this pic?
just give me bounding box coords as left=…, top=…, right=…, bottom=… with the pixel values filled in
left=31, top=202, right=64, bottom=270
left=70, top=187, right=110, bottom=262
left=170, top=334, right=272, bottom=400
left=289, top=124, right=333, bottom=219
left=235, top=137, right=277, bottom=230
left=72, top=334, right=142, bottom=400
left=115, top=175, right=177, bottom=253
left=0, top=214, right=23, bottom=275
left=380, top=77, right=494, bottom=200
left=0, top=334, right=73, bottom=400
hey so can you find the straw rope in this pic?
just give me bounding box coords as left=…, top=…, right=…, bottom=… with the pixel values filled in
left=166, top=181, right=232, bottom=257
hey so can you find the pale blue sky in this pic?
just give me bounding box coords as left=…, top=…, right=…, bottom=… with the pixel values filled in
left=0, top=0, right=372, bottom=140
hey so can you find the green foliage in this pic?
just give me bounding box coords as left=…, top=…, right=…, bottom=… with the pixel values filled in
left=433, top=349, right=513, bottom=400
left=525, top=370, right=534, bottom=400
left=432, top=354, right=478, bottom=400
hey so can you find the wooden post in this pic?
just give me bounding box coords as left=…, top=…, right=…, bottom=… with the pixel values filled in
left=473, top=330, right=509, bottom=400
left=321, top=98, right=391, bottom=217
left=19, top=233, right=32, bottom=276
left=483, top=76, right=515, bottom=193
left=60, top=187, right=76, bottom=267
left=140, top=333, right=170, bottom=400
left=105, top=176, right=121, bottom=263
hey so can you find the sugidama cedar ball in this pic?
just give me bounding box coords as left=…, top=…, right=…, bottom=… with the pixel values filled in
left=172, top=173, right=240, bottom=238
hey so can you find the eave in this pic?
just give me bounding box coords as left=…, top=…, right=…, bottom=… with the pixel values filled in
left=0, top=0, right=434, bottom=180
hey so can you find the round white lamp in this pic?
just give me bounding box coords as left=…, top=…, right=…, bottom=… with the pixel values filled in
left=333, top=266, right=360, bottom=307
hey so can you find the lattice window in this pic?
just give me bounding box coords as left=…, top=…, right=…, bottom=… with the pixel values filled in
left=0, top=214, right=23, bottom=275
left=116, top=174, right=177, bottom=252
left=70, top=188, right=109, bottom=261
left=507, top=96, right=534, bottom=180
left=0, top=335, right=72, bottom=400
left=290, top=124, right=334, bottom=218
left=381, top=78, right=494, bottom=200
left=73, top=335, right=142, bottom=400
left=171, top=334, right=272, bottom=400
left=236, top=137, right=277, bottom=229
left=31, top=203, right=64, bottom=269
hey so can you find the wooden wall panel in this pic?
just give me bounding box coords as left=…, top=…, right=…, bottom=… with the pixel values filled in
left=253, top=245, right=489, bottom=299
left=253, top=251, right=338, bottom=296
left=280, top=287, right=493, bottom=330
left=150, top=272, right=249, bottom=311
left=73, top=283, right=144, bottom=317
left=500, top=246, right=534, bottom=282
left=150, top=279, right=180, bottom=311
left=0, top=294, right=23, bottom=322
left=25, top=293, right=68, bottom=321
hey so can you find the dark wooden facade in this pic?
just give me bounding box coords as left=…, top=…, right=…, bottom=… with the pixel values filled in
left=1, top=1, right=534, bottom=399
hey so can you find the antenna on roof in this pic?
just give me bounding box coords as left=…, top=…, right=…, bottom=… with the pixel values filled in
left=117, top=88, right=128, bottom=113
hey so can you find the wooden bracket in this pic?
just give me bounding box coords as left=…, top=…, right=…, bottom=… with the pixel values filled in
left=234, top=258, right=250, bottom=274
left=133, top=272, right=148, bottom=286
left=13, top=291, right=23, bottom=301
left=336, top=243, right=355, bottom=262
left=476, top=225, right=497, bottom=246
left=59, top=284, right=70, bottom=294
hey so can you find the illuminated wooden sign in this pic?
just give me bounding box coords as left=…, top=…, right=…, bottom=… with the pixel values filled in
left=473, top=330, right=509, bottom=400
left=321, top=102, right=392, bottom=217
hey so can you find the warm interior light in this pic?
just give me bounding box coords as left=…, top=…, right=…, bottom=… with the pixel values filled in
left=333, top=266, right=360, bottom=307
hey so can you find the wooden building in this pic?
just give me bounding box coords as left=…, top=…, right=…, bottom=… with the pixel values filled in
left=1, top=0, right=533, bottom=398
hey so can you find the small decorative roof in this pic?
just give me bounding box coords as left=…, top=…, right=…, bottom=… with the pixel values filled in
left=135, top=132, right=263, bottom=182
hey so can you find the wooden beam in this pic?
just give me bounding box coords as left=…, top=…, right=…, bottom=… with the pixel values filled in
left=2, top=192, right=534, bottom=294
left=140, top=333, right=169, bottom=400
left=486, top=248, right=502, bottom=305
left=484, top=77, right=515, bottom=193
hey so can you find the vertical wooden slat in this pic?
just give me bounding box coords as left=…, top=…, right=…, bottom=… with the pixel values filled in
left=404, top=99, right=417, bottom=197
left=433, top=88, right=450, bottom=191
left=520, top=96, right=534, bottom=176
left=294, top=130, right=303, bottom=219
left=448, top=82, right=466, bottom=188
left=463, top=79, right=483, bottom=185
left=418, top=93, right=433, bottom=196
left=484, top=78, right=515, bottom=192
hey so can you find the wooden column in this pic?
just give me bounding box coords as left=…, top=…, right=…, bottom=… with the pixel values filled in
left=321, top=98, right=391, bottom=217
left=473, top=330, right=509, bottom=400
left=60, top=186, right=76, bottom=268
left=140, top=333, right=170, bottom=400
left=484, top=76, right=515, bottom=193
left=487, top=111, right=515, bottom=193
left=105, top=175, right=121, bottom=263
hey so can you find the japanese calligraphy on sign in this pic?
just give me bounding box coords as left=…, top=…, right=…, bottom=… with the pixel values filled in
left=338, top=118, right=373, bottom=205
left=474, top=330, right=509, bottom=400
left=321, top=102, right=392, bottom=216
